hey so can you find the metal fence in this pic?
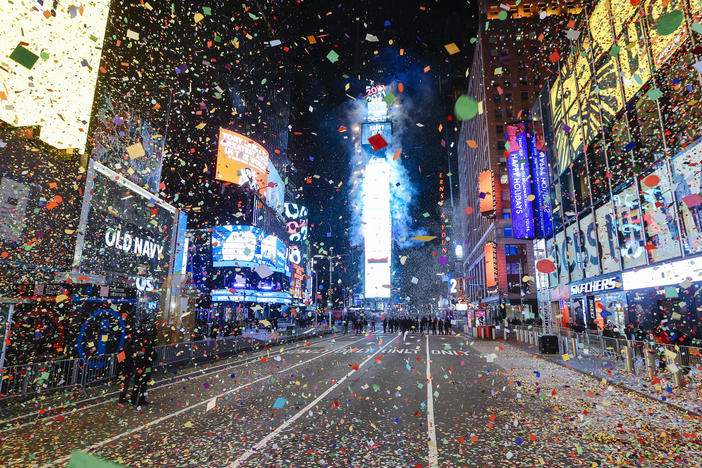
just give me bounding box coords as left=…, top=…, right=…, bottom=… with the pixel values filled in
left=0, top=326, right=331, bottom=403
left=497, top=324, right=702, bottom=388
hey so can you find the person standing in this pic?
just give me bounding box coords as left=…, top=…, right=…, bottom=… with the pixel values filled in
left=117, top=333, right=136, bottom=405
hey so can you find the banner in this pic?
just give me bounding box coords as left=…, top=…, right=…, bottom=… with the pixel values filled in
left=505, top=123, right=535, bottom=238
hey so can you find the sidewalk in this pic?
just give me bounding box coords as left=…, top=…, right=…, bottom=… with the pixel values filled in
left=500, top=332, right=702, bottom=415
left=0, top=327, right=333, bottom=429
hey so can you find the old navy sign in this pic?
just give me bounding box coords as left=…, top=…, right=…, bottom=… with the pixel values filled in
left=527, top=128, right=553, bottom=238
left=570, top=274, right=622, bottom=296
left=505, top=123, right=535, bottom=238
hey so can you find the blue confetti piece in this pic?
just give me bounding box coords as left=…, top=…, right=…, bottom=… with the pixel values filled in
left=272, top=397, right=287, bottom=409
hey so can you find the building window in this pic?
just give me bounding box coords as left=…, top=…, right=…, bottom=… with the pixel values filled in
left=504, top=226, right=513, bottom=237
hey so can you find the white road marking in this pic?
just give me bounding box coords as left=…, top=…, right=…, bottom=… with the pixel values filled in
left=426, top=334, right=439, bottom=468
left=0, top=333, right=339, bottom=433
left=43, top=337, right=367, bottom=467
left=227, top=338, right=394, bottom=467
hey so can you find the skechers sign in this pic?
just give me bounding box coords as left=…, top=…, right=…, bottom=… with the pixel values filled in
left=570, top=275, right=622, bottom=296
left=104, top=229, right=164, bottom=260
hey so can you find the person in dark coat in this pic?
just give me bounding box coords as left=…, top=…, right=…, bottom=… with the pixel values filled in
left=117, top=333, right=136, bottom=405
left=132, top=325, right=157, bottom=406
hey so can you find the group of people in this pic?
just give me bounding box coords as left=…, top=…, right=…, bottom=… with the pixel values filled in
left=383, top=316, right=452, bottom=335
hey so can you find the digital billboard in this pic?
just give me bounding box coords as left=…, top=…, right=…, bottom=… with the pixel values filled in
left=266, top=162, right=285, bottom=215
left=73, top=161, right=178, bottom=280
left=283, top=203, right=308, bottom=266
left=0, top=0, right=111, bottom=152
left=505, top=124, right=536, bottom=238
left=528, top=127, right=553, bottom=238
left=478, top=170, right=495, bottom=214
left=363, top=159, right=391, bottom=298
left=216, top=129, right=269, bottom=198
left=212, top=225, right=263, bottom=268
left=484, top=242, right=497, bottom=289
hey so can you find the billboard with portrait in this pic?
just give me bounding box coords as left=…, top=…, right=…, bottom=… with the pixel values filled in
left=216, top=128, right=269, bottom=198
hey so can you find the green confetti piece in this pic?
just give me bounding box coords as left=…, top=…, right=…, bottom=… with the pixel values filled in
left=454, top=95, right=478, bottom=120
left=10, top=44, right=39, bottom=70
left=647, top=88, right=664, bottom=100
left=656, top=10, right=684, bottom=36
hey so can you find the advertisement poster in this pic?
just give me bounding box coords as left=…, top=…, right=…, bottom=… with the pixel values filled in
left=595, top=202, right=621, bottom=273
left=74, top=161, right=176, bottom=280
left=555, top=230, right=570, bottom=285
left=672, top=139, right=702, bottom=254
left=580, top=212, right=601, bottom=277
left=613, top=184, right=647, bottom=269
left=216, top=128, right=269, bottom=198
left=566, top=223, right=583, bottom=281
left=212, top=225, right=263, bottom=268
left=505, top=123, right=536, bottom=238
left=640, top=163, right=682, bottom=262
left=266, top=162, right=285, bottom=215
left=528, top=127, right=553, bottom=238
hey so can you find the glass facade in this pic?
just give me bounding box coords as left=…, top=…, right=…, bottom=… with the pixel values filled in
left=533, top=0, right=702, bottom=332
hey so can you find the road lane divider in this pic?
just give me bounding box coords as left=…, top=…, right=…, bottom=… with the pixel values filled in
left=227, top=337, right=394, bottom=468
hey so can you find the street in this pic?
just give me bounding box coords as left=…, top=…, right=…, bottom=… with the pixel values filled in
left=1, top=332, right=699, bottom=467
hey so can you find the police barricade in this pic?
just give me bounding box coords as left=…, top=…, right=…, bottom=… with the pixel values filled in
left=0, top=358, right=83, bottom=400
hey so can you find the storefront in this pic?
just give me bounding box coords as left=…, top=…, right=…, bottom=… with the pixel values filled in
left=569, top=273, right=626, bottom=332
left=622, top=256, right=702, bottom=340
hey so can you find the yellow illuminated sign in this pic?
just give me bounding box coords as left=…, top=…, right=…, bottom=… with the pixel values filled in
left=618, top=20, right=652, bottom=101
left=590, top=0, right=614, bottom=59
left=0, top=0, right=111, bottom=152
left=611, top=0, right=639, bottom=37
left=646, top=0, right=688, bottom=69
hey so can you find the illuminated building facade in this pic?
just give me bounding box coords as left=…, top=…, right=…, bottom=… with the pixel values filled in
left=457, top=0, right=582, bottom=321
left=534, top=0, right=702, bottom=339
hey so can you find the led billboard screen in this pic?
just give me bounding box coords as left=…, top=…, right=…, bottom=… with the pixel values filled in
left=212, top=225, right=288, bottom=273
left=528, top=128, right=553, bottom=238
left=212, top=225, right=262, bottom=268
left=505, top=124, right=536, bottom=239
left=364, top=159, right=391, bottom=298
left=216, top=128, right=269, bottom=198
left=478, top=170, right=495, bottom=214
left=0, top=0, right=111, bottom=152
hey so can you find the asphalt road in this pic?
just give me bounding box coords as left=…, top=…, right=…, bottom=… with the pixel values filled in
left=0, top=332, right=699, bottom=467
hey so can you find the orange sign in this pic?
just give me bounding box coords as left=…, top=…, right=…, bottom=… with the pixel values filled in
left=216, top=128, right=269, bottom=198
left=485, top=242, right=497, bottom=288
left=479, top=170, right=495, bottom=214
